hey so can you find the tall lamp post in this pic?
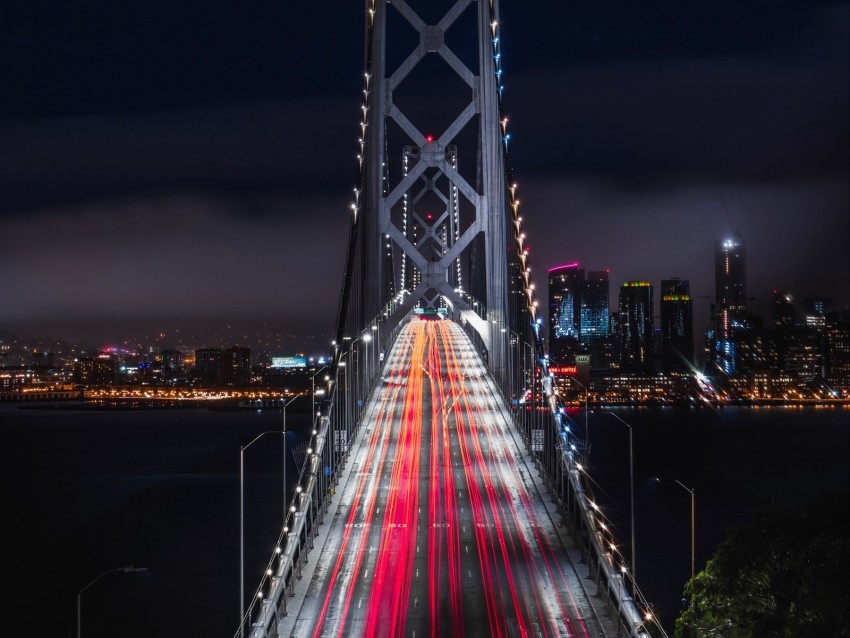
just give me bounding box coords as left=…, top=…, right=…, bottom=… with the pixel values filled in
left=371, top=323, right=380, bottom=372
left=601, top=411, right=636, bottom=584
left=282, top=394, right=301, bottom=525
left=77, top=565, right=147, bottom=638
left=240, top=429, right=284, bottom=633
left=656, top=478, right=696, bottom=583
left=310, top=366, right=328, bottom=413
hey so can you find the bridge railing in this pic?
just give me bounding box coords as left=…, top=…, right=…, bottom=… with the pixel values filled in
left=234, top=298, right=405, bottom=638
left=441, top=305, right=668, bottom=637
left=476, top=6, right=668, bottom=632
left=499, top=349, right=667, bottom=638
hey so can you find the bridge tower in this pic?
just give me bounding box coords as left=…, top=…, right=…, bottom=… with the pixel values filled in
left=235, top=5, right=662, bottom=637
left=347, top=0, right=512, bottom=379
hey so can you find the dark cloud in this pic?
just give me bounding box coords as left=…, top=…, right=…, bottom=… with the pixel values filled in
left=0, top=97, right=359, bottom=215
left=522, top=174, right=850, bottom=339
left=1, top=1, right=847, bottom=343
left=508, top=56, right=848, bottom=182
left=0, top=193, right=349, bottom=329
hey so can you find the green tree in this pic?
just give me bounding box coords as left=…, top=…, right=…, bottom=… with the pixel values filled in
left=674, top=491, right=849, bottom=638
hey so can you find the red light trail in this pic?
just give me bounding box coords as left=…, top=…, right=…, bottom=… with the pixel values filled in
left=296, top=320, right=598, bottom=637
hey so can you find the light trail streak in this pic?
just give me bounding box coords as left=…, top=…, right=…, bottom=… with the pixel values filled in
left=427, top=323, right=445, bottom=638
left=302, top=319, right=600, bottom=638
left=363, top=321, right=426, bottom=636
left=311, top=327, right=415, bottom=637
left=434, top=323, right=464, bottom=635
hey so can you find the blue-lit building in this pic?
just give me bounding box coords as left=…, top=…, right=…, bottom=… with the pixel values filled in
left=548, top=263, right=583, bottom=362
left=579, top=270, right=610, bottom=367
left=710, top=237, right=747, bottom=375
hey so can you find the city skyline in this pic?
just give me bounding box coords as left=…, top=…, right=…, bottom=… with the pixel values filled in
left=1, top=2, right=847, bottom=345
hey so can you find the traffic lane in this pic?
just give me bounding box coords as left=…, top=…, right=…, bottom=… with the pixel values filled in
left=301, top=322, right=417, bottom=637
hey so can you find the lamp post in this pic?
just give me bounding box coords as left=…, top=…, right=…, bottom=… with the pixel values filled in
left=601, top=411, right=636, bottom=584
left=310, top=366, right=327, bottom=410
left=362, top=331, right=373, bottom=385
left=282, top=395, right=300, bottom=525
left=657, top=478, right=696, bottom=583
left=371, top=322, right=380, bottom=372
left=240, top=430, right=283, bottom=633
left=77, top=565, right=147, bottom=638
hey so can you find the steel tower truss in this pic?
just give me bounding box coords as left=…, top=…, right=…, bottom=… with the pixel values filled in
left=359, top=0, right=509, bottom=373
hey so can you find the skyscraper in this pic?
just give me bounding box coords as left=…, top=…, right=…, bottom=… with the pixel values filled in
left=223, top=347, right=251, bottom=386
left=660, top=278, right=694, bottom=370
left=194, top=348, right=223, bottom=385
left=579, top=271, right=609, bottom=344
left=804, top=297, right=833, bottom=332
left=618, top=281, right=654, bottom=370
left=548, top=263, right=583, bottom=362
left=711, top=237, right=747, bottom=375
left=579, top=270, right=610, bottom=367
left=773, top=290, right=796, bottom=330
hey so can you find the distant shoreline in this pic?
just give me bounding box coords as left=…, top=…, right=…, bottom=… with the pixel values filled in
left=13, top=397, right=313, bottom=411
left=9, top=397, right=848, bottom=411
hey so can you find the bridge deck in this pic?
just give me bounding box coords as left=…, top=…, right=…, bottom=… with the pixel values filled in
left=281, top=319, right=612, bottom=637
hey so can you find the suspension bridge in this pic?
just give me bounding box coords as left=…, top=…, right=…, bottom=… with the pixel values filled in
left=236, top=2, right=664, bottom=636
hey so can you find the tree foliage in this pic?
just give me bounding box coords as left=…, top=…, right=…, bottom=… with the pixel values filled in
left=674, top=491, right=849, bottom=638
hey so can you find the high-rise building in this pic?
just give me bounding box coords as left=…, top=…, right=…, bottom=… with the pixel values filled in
left=161, top=349, right=184, bottom=371
left=804, top=297, right=833, bottom=332
left=660, top=278, right=694, bottom=370
left=578, top=270, right=610, bottom=368
left=194, top=348, right=223, bottom=385
left=773, top=290, right=796, bottom=330
left=548, top=263, right=583, bottom=363
left=825, top=311, right=850, bottom=394
left=223, top=347, right=251, bottom=386
left=73, top=354, right=118, bottom=386
left=711, top=237, right=747, bottom=375
left=618, top=281, right=654, bottom=370
left=579, top=271, right=610, bottom=345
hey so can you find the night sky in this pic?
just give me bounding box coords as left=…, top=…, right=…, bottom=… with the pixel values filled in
left=2, top=1, right=848, bottom=348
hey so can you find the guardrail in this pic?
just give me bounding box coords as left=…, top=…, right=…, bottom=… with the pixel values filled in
left=526, top=372, right=668, bottom=638
left=234, top=300, right=401, bottom=638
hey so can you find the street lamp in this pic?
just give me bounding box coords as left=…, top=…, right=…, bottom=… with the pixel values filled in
left=371, top=323, right=380, bottom=368
left=655, top=477, right=696, bottom=583
left=240, top=430, right=283, bottom=633
left=282, top=395, right=300, bottom=525
left=362, top=331, right=373, bottom=382
left=601, top=411, right=636, bottom=585
left=310, top=366, right=327, bottom=410
left=77, top=565, right=147, bottom=638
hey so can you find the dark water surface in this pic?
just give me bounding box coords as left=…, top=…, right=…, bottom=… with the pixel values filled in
left=576, top=405, right=850, bottom=630
left=1, top=404, right=847, bottom=636
left=1, top=404, right=314, bottom=638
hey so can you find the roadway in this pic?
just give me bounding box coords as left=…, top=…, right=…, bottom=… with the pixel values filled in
left=285, top=318, right=605, bottom=638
